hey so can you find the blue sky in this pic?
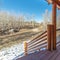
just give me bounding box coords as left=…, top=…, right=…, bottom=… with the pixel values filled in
left=0, top=0, right=52, bottom=22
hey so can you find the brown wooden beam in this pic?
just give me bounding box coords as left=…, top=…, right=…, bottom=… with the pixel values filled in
left=51, top=25, right=54, bottom=51
left=47, top=25, right=54, bottom=51
left=52, top=2, right=56, bottom=50
left=47, top=25, right=51, bottom=51
left=46, top=0, right=60, bottom=6
left=54, top=0, right=60, bottom=6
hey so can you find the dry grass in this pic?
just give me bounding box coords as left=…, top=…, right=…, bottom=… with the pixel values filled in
left=0, top=28, right=40, bottom=49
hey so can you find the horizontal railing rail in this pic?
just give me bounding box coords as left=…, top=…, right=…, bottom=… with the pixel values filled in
left=27, top=44, right=47, bottom=54
left=28, top=38, right=47, bottom=48
left=28, top=39, right=47, bottom=51
left=28, top=31, right=47, bottom=45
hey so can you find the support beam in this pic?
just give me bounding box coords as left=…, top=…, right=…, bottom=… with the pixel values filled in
left=52, top=2, right=56, bottom=50
left=54, top=0, right=60, bottom=6
left=51, top=25, right=54, bottom=51
left=47, top=24, right=54, bottom=51
left=47, top=25, right=51, bottom=51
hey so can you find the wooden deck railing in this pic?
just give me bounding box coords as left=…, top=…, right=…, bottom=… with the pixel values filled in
left=24, top=25, right=60, bottom=56
left=24, top=31, right=47, bottom=55
left=24, top=25, right=53, bottom=55
left=27, top=31, right=47, bottom=53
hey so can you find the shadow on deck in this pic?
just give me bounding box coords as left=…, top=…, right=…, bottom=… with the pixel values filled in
left=17, top=45, right=60, bottom=60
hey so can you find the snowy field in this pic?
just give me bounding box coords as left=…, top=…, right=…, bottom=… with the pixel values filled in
left=0, top=43, right=24, bottom=60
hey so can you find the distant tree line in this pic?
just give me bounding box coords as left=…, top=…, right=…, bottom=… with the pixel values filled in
left=0, top=11, right=40, bottom=35
left=0, top=10, right=60, bottom=35
left=41, top=9, right=60, bottom=31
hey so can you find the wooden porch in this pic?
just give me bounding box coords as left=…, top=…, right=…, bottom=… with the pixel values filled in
left=16, top=29, right=60, bottom=60
left=17, top=45, right=60, bottom=60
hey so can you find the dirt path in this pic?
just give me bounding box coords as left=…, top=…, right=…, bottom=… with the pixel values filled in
left=0, top=28, right=41, bottom=49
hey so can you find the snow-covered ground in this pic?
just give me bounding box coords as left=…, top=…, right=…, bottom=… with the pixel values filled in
left=0, top=43, right=24, bottom=60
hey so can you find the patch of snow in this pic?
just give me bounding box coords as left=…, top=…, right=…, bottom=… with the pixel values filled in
left=0, top=43, right=24, bottom=60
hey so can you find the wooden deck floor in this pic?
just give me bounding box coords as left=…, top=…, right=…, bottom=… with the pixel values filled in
left=17, top=45, right=60, bottom=60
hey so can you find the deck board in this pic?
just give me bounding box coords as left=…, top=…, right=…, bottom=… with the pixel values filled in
left=17, top=45, right=60, bottom=60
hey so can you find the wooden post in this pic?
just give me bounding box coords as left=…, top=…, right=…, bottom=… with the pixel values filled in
left=47, top=25, right=51, bottom=51
left=52, top=2, right=56, bottom=50
left=47, top=24, right=54, bottom=51
left=51, top=25, right=54, bottom=51
left=24, top=41, right=28, bottom=56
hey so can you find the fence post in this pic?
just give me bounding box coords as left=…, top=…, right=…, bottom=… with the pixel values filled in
left=52, top=2, right=56, bottom=50
left=24, top=41, right=28, bottom=56
left=47, top=25, right=51, bottom=51
left=51, top=25, right=54, bottom=51
left=47, top=24, right=54, bottom=51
